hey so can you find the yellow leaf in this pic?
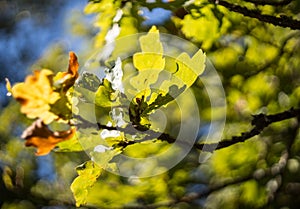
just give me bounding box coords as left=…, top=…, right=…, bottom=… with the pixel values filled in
left=133, top=53, right=165, bottom=71
left=10, top=51, right=79, bottom=124
left=11, top=69, right=60, bottom=124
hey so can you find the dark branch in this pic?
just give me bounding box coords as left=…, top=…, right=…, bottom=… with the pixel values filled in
left=73, top=109, right=300, bottom=208
left=109, top=132, right=299, bottom=209
left=195, top=108, right=300, bottom=152
left=210, top=0, right=300, bottom=30
left=244, top=0, right=292, bottom=6
left=266, top=115, right=299, bottom=205
left=74, top=108, right=300, bottom=153
left=73, top=114, right=177, bottom=149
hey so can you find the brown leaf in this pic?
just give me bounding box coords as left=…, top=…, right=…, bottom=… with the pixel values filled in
left=22, top=119, right=76, bottom=156
left=54, top=51, right=79, bottom=91
left=68, top=51, right=79, bottom=78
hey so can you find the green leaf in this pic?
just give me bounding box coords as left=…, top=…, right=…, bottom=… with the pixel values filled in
left=49, top=94, right=72, bottom=121
left=128, top=28, right=205, bottom=128
left=91, top=147, right=122, bottom=171
left=142, top=85, right=186, bottom=115
left=130, top=69, right=162, bottom=94
left=71, top=161, right=102, bottom=207
left=95, top=79, right=120, bottom=107
left=77, top=72, right=101, bottom=92
left=56, top=136, right=83, bottom=152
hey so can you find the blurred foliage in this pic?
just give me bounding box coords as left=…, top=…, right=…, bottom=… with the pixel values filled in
left=1, top=0, right=300, bottom=209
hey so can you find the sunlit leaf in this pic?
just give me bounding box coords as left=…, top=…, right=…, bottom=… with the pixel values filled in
left=56, top=135, right=83, bottom=152
left=71, top=161, right=102, bottom=207
left=131, top=26, right=165, bottom=92
left=21, top=119, right=76, bottom=156
left=53, top=51, right=79, bottom=92
left=161, top=49, right=206, bottom=91
left=91, top=147, right=121, bottom=170
left=11, top=69, right=60, bottom=124
left=139, top=25, right=163, bottom=54
left=133, top=53, right=165, bottom=72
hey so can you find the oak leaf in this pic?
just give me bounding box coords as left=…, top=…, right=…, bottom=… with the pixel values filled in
left=8, top=51, right=79, bottom=124
left=54, top=51, right=79, bottom=92
left=11, top=69, right=60, bottom=124
left=22, top=119, right=76, bottom=156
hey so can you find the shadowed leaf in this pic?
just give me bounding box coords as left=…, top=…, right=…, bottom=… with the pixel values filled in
left=22, top=119, right=76, bottom=156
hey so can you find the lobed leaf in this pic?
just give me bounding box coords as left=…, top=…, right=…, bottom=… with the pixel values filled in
left=10, top=69, right=60, bottom=124
left=53, top=51, right=79, bottom=92
left=71, top=161, right=102, bottom=207
left=95, top=79, right=120, bottom=107
left=161, top=49, right=206, bottom=92
left=22, top=119, right=76, bottom=156
left=131, top=26, right=165, bottom=92
left=139, top=25, right=163, bottom=54
left=9, top=51, right=80, bottom=124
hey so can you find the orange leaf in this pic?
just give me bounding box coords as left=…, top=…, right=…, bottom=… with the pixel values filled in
left=21, top=119, right=76, bottom=156
left=68, top=51, right=79, bottom=78
left=54, top=51, right=79, bottom=91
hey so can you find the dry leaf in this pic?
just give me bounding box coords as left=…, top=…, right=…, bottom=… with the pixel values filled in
left=11, top=70, right=60, bottom=124
left=22, top=119, right=76, bottom=156
left=54, top=51, right=79, bottom=91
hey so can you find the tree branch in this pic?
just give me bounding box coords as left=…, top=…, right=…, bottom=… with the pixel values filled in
left=195, top=107, right=300, bottom=152
left=244, top=0, right=292, bottom=6
left=73, top=108, right=300, bottom=208
left=103, top=134, right=298, bottom=209
left=265, top=114, right=299, bottom=206
left=210, top=0, right=300, bottom=30
left=75, top=108, right=300, bottom=153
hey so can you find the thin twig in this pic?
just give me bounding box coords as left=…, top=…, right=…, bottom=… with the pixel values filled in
left=210, top=0, right=300, bottom=30
left=74, top=108, right=300, bottom=152
left=195, top=108, right=300, bottom=152
left=99, top=131, right=299, bottom=209
left=244, top=0, right=292, bottom=6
